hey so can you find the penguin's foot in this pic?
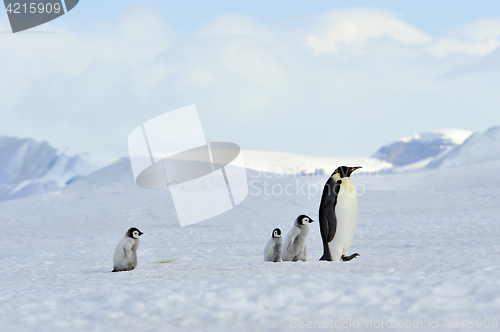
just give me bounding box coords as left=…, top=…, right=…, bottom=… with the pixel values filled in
left=341, top=253, right=359, bottom=261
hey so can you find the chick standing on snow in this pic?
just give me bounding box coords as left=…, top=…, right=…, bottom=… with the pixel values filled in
left=282, top=215, right=314, bottom=262
left=112, top=227, right=143, bottom=272
left=264, top=228, right=283, bottom=262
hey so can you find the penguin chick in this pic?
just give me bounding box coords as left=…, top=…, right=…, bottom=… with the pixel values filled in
left=282, top=215, right=314, bottom=262
left=264, top=228, right=283, bottom=262
left=112, top=227, right=143, bottom=272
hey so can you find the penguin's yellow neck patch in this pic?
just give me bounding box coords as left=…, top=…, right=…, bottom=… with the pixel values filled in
left=332, top=173, right=342, bottom=181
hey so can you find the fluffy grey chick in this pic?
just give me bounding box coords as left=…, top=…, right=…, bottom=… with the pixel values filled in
left=264, top=228, right=283, bottom=262
left=112, top=227, right=143, bottom=272
left=282, top=215, right=314, bottom=262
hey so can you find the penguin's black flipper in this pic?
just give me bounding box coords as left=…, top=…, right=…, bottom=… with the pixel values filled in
left=324, top=204, right=338, bottom=243
left=319, top=179, right=342, bottom=261
left=341, top=253, right=359, bottom=261
left=111, top=268, right=117, bottom=272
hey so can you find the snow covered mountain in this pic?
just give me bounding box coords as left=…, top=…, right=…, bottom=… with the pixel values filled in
left=0, top=136, right=100, bottom=201
left=427, top=126, right=500, bottom=168
left=372, top=129, right=473, bottom=167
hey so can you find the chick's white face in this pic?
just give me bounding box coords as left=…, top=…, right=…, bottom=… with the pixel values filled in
left=132, top=231, right=140, bottom=239
left=302, top=217, right=311, bottom=224
left=273, top=230, right=281, bottom=238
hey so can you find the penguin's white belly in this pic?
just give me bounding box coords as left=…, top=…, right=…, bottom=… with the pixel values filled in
left=329, top=179, right=358, bottom=260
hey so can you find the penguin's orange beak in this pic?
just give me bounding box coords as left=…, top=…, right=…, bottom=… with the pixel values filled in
left=350, top=166, right=362, bottom=172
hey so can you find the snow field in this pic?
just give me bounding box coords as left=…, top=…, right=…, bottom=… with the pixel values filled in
left=0, top=160, right=499, bottom=331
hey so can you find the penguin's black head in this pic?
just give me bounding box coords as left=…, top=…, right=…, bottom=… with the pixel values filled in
left=332, top=166, right=362, bottom=179
left=297, top=215, right=314, bottom=225
left=126, top=227, right=143, bottom=239
left=272, top=228, right=281, bottom=238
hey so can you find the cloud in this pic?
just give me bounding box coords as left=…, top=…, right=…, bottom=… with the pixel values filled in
left=0, top=7, right=499, bottom=159
left=301, top=8, right=432, bottom=56
left=427, top=18, right=500, bottom=58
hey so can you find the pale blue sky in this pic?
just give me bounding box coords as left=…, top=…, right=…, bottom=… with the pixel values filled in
left=1, top=1, right=500, bottom=158
left=56, top=0, right=500, bottom=35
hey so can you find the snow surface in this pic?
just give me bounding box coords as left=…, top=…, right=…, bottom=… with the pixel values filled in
left=0, top=156, right=499, bottom=331
left=0, top=136, right=100, bottom=202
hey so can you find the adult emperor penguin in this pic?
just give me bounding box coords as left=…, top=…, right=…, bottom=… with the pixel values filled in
left=264, top=228, right=283, bottom=262
left=282, top=215, right=314, bottom=262
left=112, top=227, right=143, bottom=272
left=319, top=166, right=361, bottom=261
